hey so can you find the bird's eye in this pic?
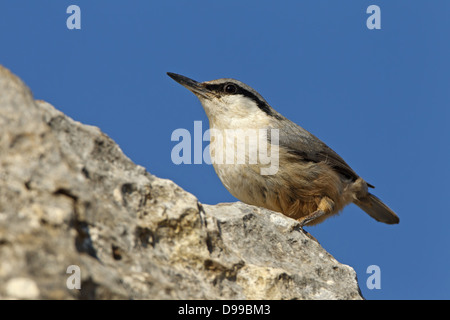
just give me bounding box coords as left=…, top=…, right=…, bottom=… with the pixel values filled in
left=224, top=83, right=237, bottom=94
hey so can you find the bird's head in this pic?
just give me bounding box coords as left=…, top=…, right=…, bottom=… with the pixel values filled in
left=167, top=72, right=282, bottom=128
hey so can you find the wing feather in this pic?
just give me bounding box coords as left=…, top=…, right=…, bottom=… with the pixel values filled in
left=273, top=120, right=374, bottom=188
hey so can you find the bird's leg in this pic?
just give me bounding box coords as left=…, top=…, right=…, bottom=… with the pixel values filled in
left=298, top=209, right=327, bottom=228
left=298, top=196, right=335, bottom=228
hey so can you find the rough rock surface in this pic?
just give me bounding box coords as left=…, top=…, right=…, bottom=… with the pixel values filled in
left=0, top=65, right=363, bottom=300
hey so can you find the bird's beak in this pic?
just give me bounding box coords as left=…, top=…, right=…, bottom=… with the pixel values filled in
left=167, top=72, right=212, bottom=99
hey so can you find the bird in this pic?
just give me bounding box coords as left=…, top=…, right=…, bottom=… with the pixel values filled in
left=167, top=72, right=399, bottom=227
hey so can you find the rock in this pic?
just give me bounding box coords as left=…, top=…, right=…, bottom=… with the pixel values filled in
left=5, top=277, right=40, bottom=299
left=0, top=65, right=363, bottom=300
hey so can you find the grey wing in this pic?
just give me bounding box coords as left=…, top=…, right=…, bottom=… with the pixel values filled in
left=275, top=121, right=374, bottom=187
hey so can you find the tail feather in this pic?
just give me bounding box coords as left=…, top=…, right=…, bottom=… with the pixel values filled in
left=354, top=193, right=399, bottom=224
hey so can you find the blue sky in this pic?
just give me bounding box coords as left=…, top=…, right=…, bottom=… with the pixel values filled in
left=1, top=1, right=449, bottom=300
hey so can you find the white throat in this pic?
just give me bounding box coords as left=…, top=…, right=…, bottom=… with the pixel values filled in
left=199, top=95, right=271, bottom=130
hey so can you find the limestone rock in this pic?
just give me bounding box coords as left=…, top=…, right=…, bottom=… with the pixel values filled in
left=0, top=65, right=363, bottom=300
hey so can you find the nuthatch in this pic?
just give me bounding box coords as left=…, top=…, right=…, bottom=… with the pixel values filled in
left=167, top=72, right=399, bottom=227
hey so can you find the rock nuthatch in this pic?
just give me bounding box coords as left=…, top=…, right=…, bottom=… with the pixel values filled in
left=167, top=72, right=399, bottom=227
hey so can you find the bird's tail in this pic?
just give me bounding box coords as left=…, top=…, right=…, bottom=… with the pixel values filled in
left=354, top=193, right=399, bottom=224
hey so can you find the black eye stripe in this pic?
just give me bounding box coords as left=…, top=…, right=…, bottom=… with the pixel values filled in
left=204, top=84, right=223, bottom=92
left=203, top=83, right=282, bottom=119
left=204, top=83, right=257, bottom=100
